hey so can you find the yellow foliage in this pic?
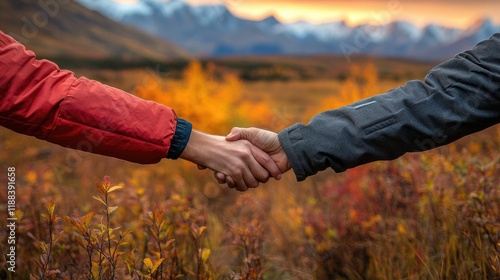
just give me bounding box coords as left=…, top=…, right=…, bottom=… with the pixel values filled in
left=288, top=207, right=304, bottom=228
left=397, top=223, right=406, bottom=235
left=305, top=225, right=315, bottom=237
left=361, top=214, right=382, bottom=230
left=314, top=62, right=380, bottom=113
left=361, top=62, right=379, bottom=96
left=136, top=62, right=242, bottom=134
left=26, top=170, right=37, bottom=184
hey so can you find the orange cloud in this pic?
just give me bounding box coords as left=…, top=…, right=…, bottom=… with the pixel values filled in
left=114, top=0, right=500, bottom=28
left=187, top=0, right=500, bottom=28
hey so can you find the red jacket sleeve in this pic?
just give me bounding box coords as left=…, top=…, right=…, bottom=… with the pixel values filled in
left=0, top=31, right=187, bottom=164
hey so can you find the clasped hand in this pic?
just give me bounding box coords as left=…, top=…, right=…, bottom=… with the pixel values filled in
left=182, top=128, right=290, bottom=191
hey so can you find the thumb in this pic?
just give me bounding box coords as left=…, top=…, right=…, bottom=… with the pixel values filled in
left=226, top=127, right=244, bottom=141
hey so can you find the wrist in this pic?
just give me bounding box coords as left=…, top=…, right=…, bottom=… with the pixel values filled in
left=180, top=130, right=200, bottom=163
left=277, top=148, right=292, bottom=173
left=179, top=130, right=215, bottom=166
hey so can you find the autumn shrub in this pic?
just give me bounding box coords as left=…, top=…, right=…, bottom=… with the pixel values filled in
left=256, top=139, right=499, bottom=279
left=0, top=61, right=499, bottom=279
left=310, top=62, right=380, bottom=115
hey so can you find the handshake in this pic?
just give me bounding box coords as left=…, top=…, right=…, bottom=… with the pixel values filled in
left=180, top=127, right=291, bottom=192
left=174, top=34, right=499, bottom=191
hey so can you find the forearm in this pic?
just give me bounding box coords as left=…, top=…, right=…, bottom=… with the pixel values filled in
left=0, top=30, right=188, bottom=164
left=279, top=33, right=500, bottom=181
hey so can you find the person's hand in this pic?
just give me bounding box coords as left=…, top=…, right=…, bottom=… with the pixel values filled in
left=180, top=130, right=282, bottom=191
left=214, top=127, right=291, bottom=189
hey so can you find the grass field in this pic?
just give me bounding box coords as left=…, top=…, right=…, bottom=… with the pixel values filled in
left=1, top=57, right=498, bottom=279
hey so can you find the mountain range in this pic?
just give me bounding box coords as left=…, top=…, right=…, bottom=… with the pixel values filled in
left=0, top=0, right=189, bottom=61
left=76, top=0, right=500, bottom=61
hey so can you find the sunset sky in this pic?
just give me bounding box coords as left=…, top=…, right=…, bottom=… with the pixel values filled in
left=116, top=0, right=500, bottom=28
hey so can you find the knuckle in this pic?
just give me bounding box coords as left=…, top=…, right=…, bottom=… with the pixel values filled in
left=231, top=162, right=245, bottom=174
left=257, top=175, right=269, bottom=183
left=257, top=173, right=270, bottom=182
left=240, top=141, right=252, bottom=149
left=259, top=154, right=272, bottom=164
left=239, top=140, right=252, bottom=155
left=242, top=152, right=252, bottom=160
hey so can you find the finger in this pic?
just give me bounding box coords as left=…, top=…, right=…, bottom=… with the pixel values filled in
left=250, top=145, right=282, bottom=181
left=235, top=174, right=249, bottom=192
left=198, top=165, right=207, bottom=170
left=225, top=165, right=248, bottom=191
left=215, top=172, right=226, bottom=182
left=242, top=149, right=269, bottom=185
left=240, top=144, right=272, bottom=183
left=230, top=156, right=258, bottom=190
left=226, top=176, right=236, bottom=189
left=242, top=168, right=260, bottom=189
left=214, top=172, right=227, bottom=184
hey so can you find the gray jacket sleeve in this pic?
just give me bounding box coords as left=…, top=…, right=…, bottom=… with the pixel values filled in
left=279, top=33, right=500, bottom=181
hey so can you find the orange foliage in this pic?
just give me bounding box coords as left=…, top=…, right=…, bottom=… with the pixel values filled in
left=135, top=62, right=283, bottom=134
left=136, top=62, right=241, bottom=134
left=235, top=101, right=275, bottom=129
left=316, top=62, right=379, bottom=113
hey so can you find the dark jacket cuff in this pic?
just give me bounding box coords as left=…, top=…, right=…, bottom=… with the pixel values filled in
left=278, top=125, right=308, bottom=182
left=166, top=118, right=192, bottom=159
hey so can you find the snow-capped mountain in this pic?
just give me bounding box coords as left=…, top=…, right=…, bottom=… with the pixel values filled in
left=76, top=0, right=500, bottom=60
left=275, top=20, right=352, bottom=42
